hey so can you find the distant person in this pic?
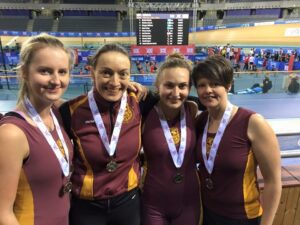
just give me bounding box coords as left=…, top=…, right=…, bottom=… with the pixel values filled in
left=243, top=54, right=249, bottom=71
left=283, top=73, right=295, bottom=92
left=0, top=33, right=73, bottom=225
left=288, top=76, right=300, bottom=94
left=249, top=54, right=255, bottom=71
left=262, top=76, right=272, bottom=93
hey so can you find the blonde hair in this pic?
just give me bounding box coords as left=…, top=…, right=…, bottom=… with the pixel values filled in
left=155, top=52, right=192, bottom=88
left=17, top=33, right=73, bottom=103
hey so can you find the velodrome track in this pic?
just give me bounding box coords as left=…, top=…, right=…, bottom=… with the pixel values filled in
left=1, top=23, right=300, bottom=47
left=192, top=23, right=300, bottom=47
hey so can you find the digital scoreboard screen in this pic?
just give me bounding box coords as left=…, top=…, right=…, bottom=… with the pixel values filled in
left=136, top=13, right=190, bottom=46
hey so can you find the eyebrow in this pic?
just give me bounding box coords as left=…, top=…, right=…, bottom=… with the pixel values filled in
left=99, top=67, right=129, bottom=72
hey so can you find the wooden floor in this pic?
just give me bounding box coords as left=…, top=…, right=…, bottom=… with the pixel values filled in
left=258, top=165, right=300, bottom=225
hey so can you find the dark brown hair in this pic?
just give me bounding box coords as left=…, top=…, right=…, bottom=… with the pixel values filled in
left=192, top=55, right=233, bottom=88
left=90, top=43, right=130, bottom=69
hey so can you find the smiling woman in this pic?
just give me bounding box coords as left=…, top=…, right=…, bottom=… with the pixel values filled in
left=0, top=33, right=74, bottom=225
left=141, top=53, right=201, bottom=225
left=192, top=55, right=281, bottom=225
left=59, top=43, right=143, bottom=225
left=90, top=45, right=131, bottom=102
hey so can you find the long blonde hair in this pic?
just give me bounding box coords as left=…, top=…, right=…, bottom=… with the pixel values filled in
left=16, top=33, right=73, bottom=103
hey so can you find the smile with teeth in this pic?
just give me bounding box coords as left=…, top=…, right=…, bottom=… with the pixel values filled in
left=205, top=95, right=217, bottom=99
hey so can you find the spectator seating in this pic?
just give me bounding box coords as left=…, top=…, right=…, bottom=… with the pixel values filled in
left=32, top=17, right=53, bottom=32
left=57, top=16, right=117, bottom=32
left=0, top=16, right=29, bottom=31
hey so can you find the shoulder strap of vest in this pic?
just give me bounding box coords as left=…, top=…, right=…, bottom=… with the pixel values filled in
left=4, top=111, right=26, bottom=120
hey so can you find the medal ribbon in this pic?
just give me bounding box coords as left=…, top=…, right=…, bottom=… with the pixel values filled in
left=202, top=102, right=233, bottom=174
left=155, top=105, right=187, bottom=168
left=24, top=97, right=70, bottom=177
left=88, top=89, right=127, bottom=157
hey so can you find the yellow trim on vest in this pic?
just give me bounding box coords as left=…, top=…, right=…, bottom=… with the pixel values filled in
left=128, top=92, right=138, bottom=102
left=74, top=135, right=94, bottom=200
left=69, top=96, right=94, bottom=199
left=127, top=112, right=141, bottom=191
left=14, top=169, right=34, bottom=225
left=243, top=149, right=263, bottom=219
left=128, top=166, right=138, bottom=191
left=69, top=96, right=88, bottom=115
left=80, top=169, right=94, bottom=200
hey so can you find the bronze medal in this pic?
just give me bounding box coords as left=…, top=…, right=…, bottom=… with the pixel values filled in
left=173, top=173, right=184, bottom=184
left=63, top=181, right=72, bottom=193
left=106, top=160, right=118, bottom=172
left=60, top=181, right=72, bottom=196
left=205, top=177, right=214, bottom=190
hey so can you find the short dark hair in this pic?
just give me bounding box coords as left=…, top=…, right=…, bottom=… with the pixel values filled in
left=192, top=55, right=233, bottom=88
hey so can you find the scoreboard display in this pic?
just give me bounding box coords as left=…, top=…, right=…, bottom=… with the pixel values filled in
left=136, top=13, right=190, bottom=46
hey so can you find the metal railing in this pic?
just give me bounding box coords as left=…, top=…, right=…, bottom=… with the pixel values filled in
left=281, top=149, right=300, bottom=158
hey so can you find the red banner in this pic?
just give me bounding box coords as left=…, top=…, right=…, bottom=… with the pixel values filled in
left=130, top=45, right=195, bottom=56
left=288, top=54, right=295, bottom=71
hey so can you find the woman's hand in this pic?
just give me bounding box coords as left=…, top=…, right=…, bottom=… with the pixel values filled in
left=128, top=82, right=148, bottom=101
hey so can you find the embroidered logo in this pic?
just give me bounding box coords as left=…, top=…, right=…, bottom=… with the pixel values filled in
left=123, top=105, right=133, bottom=123
left=170, top=127, right=180, bottom=145
left=56, top=139, right=65, bottom=157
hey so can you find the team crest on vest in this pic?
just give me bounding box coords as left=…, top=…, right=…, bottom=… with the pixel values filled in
left=170, top=127, right=180, bottom=145
left=123, top=105, right=133, bottom=123
left=206, top=136, right=214, bottom=155
left=56, top=139, right=66, bottom=157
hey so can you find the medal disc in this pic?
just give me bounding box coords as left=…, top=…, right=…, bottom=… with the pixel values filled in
left=63, top=181, right=72, bottom=193
left=205, top=177, right=214, bottom=190
left=173, top=173, right=184, bottom=184
left=106, top=161, right=118, bottom=172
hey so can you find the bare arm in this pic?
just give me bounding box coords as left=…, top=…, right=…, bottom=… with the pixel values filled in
left=0, top=124, right=29, bottom=225
left=248, top=114, right=281, bottom=225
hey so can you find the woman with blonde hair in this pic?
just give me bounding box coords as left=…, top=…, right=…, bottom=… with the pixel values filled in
left=141, top=53, right=201, bottom=225
left=0, top=33, right=73, bottom=225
